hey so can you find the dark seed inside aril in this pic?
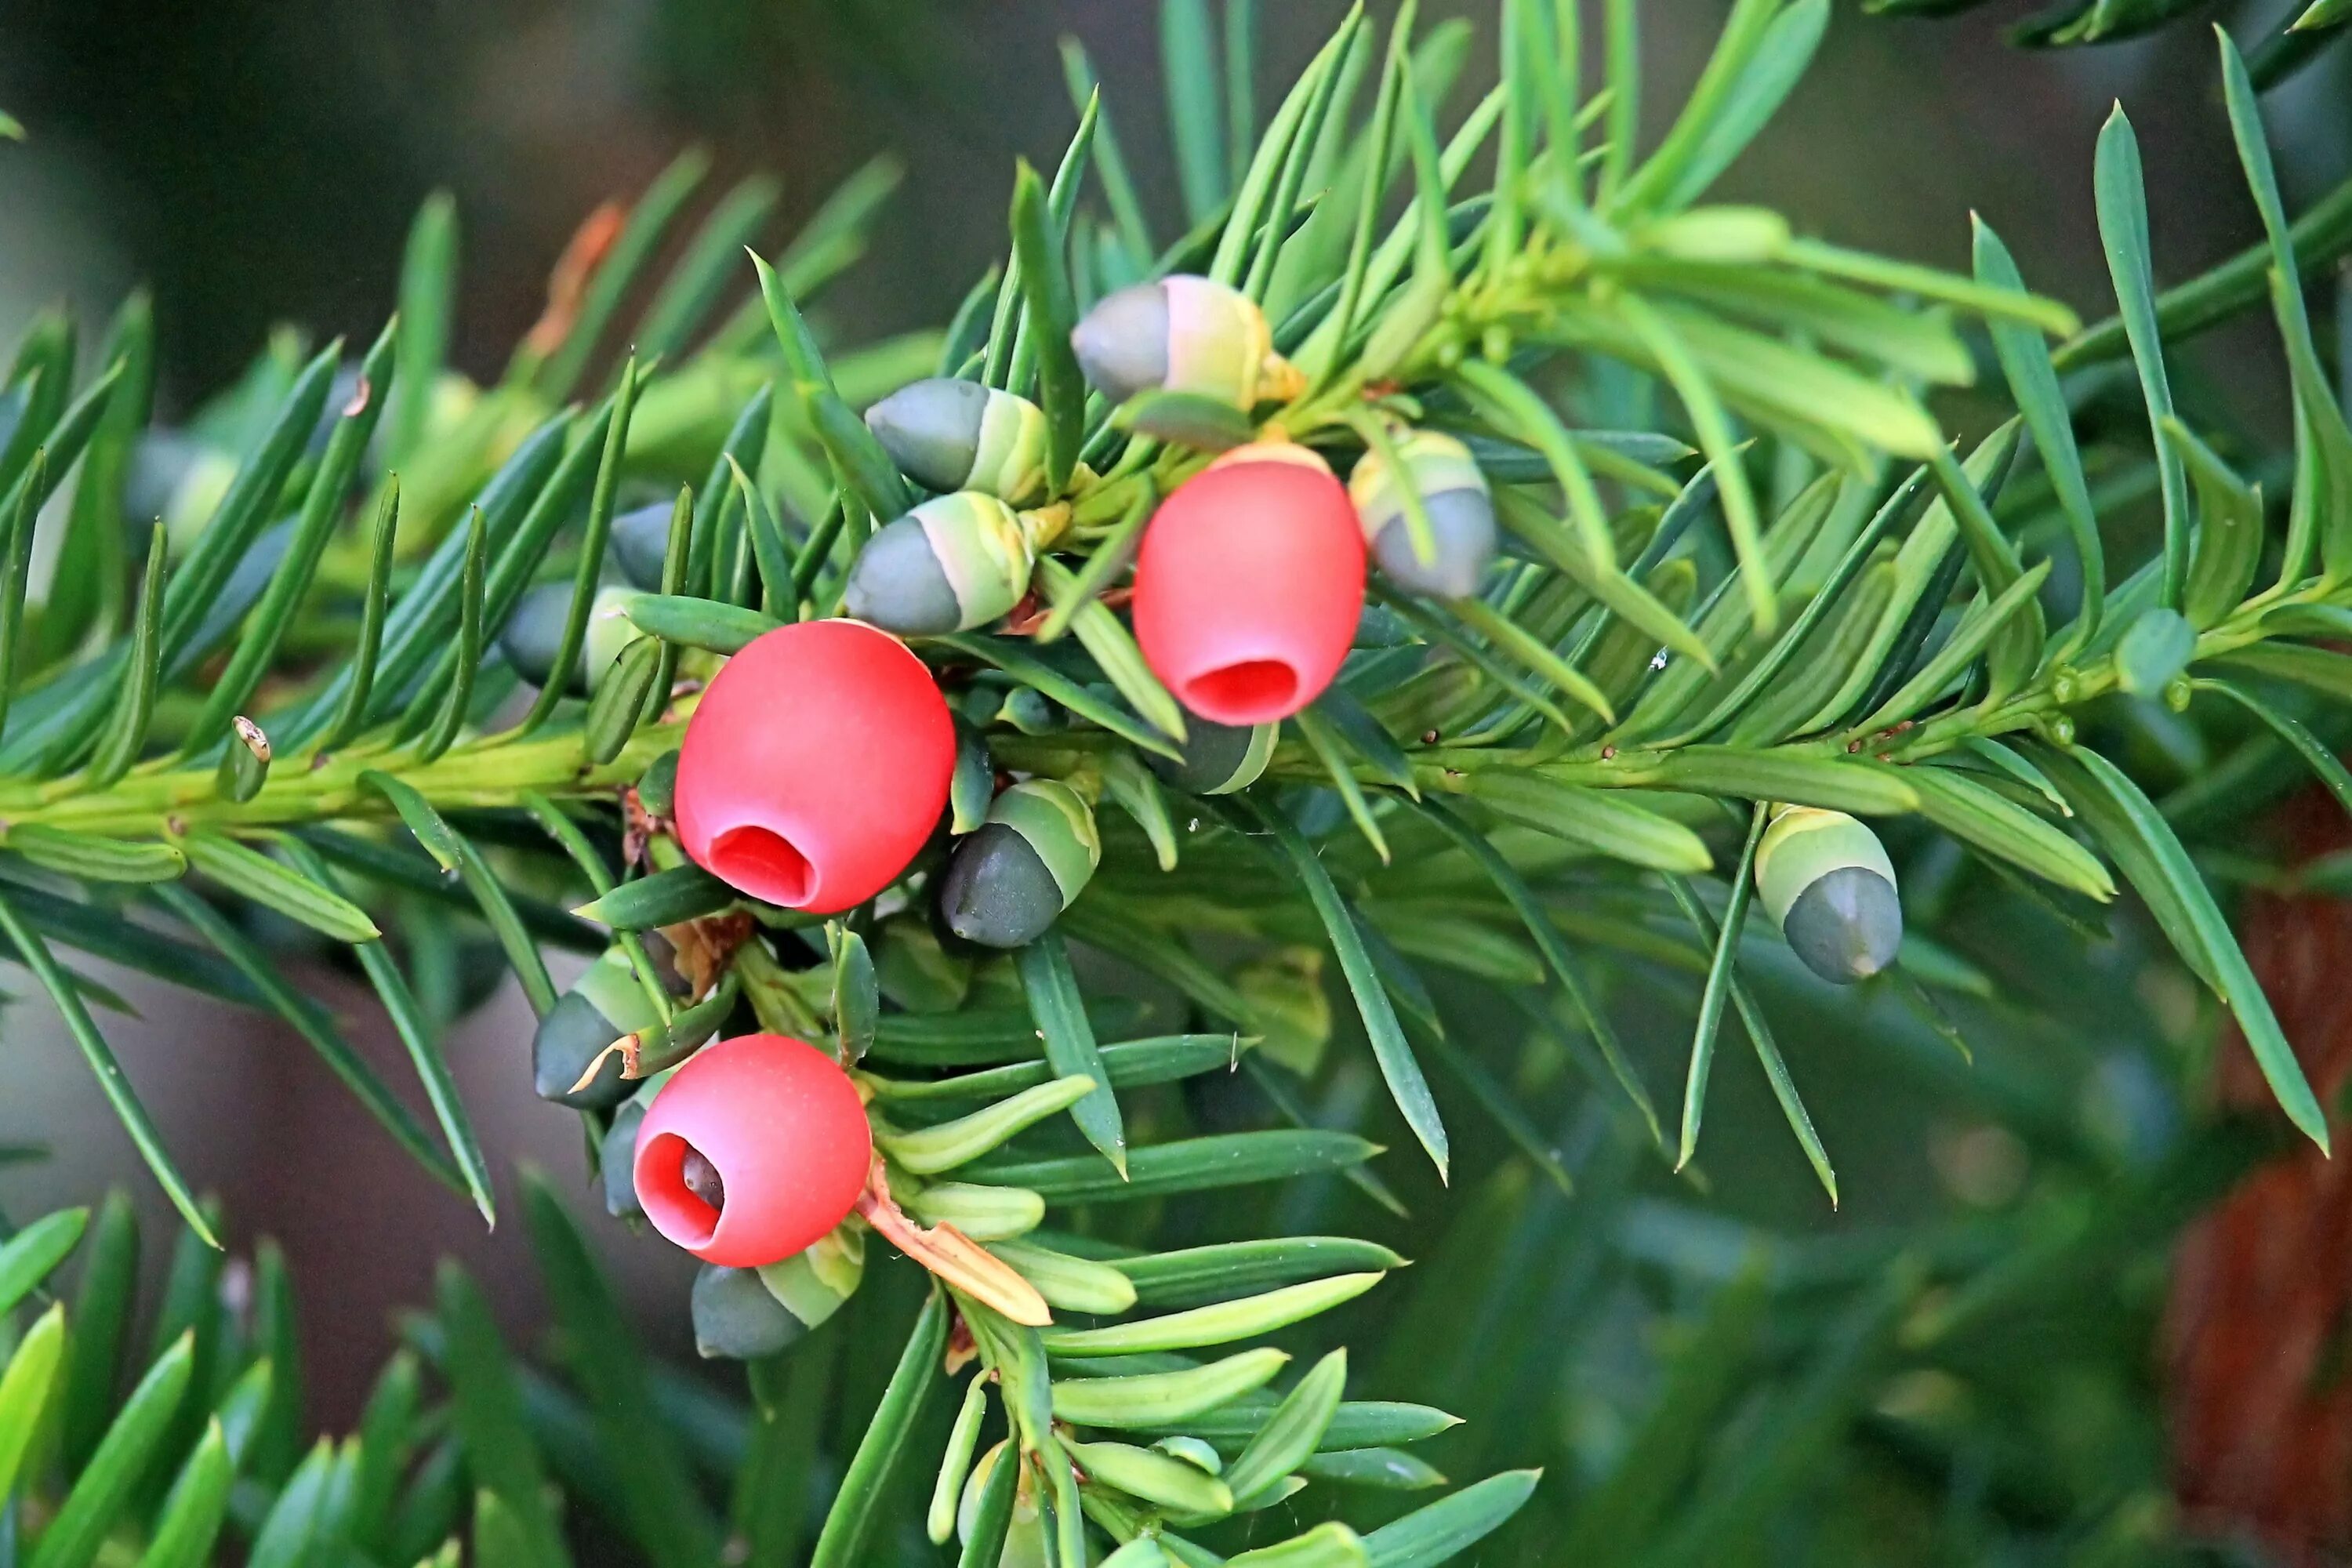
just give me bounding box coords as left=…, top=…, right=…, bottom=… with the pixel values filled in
left=681, top=1146, right=726, bottom=1210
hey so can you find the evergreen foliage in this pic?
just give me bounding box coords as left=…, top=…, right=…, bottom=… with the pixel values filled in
left=2, top=1, right=2350, bottom=1560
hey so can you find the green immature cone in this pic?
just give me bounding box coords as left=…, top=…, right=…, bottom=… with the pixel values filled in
left=1070, top=274, right=1305, bottom=424
left=1348, top=430, right=1497, bottom=600
left=532, top=949, right=684, bottom=1110
left=1754, top=805, right=1903, bottom=985
left=755, top=1225, right=866, bottom=1334
left=844, top=492, right=1061, bottom=636
left=601, top=1102, right=645, bottom=1217
left=1147, top=714, right=1277, bottom=795
left=866, top=379, right=1053, bottom=504
left=938, top=779, right=1100, bottom=949
left=497, top=580, right=643, bottom=695
left=608, top=499, right=681, bottom=591
left=690, top=1264, right=802, bottom=1359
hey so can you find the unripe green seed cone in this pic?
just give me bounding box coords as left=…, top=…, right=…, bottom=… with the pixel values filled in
left=609, top=499, right=678, bottom=591
left=866, top=378, right=1051, bottom=505
left=1348, top=430, right=1497, bottom=600
left=938, top=779, right=1100, bottom=949
left=1146, top=714, right=1277, bottom=795
left=602, top=1102, right=645, bottom=1218
left=532, top=949, right=667, bottom=1110
left=845, top=492, right=1036, bottom=635
left=498, top=581, right=644, bottom=695
left=755, top=1225, right=865, bottom=1331
left=1755, top=806, right=1902, bottom=985
left=1071, top=275, right=1300, bottom=418
left=690, top=1264, right=804, bottom=1359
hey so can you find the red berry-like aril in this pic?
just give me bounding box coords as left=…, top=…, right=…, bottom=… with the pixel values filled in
left=1131, top=445, right=1364, bottom=726
left=633, top=1033, right=873, bottom=1268
left=673, top=619, right=954, bottom=913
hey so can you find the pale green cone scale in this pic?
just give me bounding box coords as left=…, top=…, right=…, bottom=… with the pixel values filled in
left=1755, top=805, right=1902, bottom=985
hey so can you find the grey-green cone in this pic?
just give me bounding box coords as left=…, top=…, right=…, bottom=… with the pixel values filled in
left=1755, top=806, right=1902, bottom=985
left=1146, top=715, right=1277, bottom=795
left=1348, top=430, right=1497, bottom=600
left=844, top=492, right=1036, bottom=635
left=498, top=581, right=643, bottom=695
left=938, top=779, right=1100, bottom=949
left=532, top=949, right=670, bottom=1110
left=691, top=1265, right=805, bottom=1359
left=601, top=1101, right=645, bottom=1218
left=609, top=499, right=677, bottom=591
left=865, top=379, right=1051, bottom=504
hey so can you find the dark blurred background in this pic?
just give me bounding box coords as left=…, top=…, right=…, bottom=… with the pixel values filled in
left=0, top=0, right=2345, bottom=1439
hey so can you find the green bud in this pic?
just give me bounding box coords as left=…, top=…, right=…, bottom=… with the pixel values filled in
left=996, top=685, right=1062, bottom=735
left=1753, top=806, right=1902, bottom=985
left=1062, top=1439, right=1232, bottom=1516
left=1153, top=1436, right=1225, bottom=1474
left=691, top=1264, right=803, bottom=1359
left=1347, top=430, right=1497, bottom=601
left=937, top=780, right=1100, bottom=949
left=1048, top=1347, right=1289, bottom=1428
left=584, top=634, right=662, bottom=764
left=867, top=379, right=1052, bottom=505
left=904, top=1181, right=1043, bottom=1240
left=637, top=749, right=681, bottom=819
left=880, top=1075, right=1099, bottom=1174
left=1148, top=715, right=1276, bottom=795
left=987, top=1236, right=1138, bottom=1315
left=846, top=492, right=1041, bottom=635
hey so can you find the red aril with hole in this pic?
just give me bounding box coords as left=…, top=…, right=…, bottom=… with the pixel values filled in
left=673, top=619, right=954, bottom=913
left=1131, top=442, right=1364, bottom=725
left=633, top=1033, right=872, bottom=1266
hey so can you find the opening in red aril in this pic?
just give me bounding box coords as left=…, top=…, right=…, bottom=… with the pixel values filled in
left=710, top=823, right=814, bottom=907
left=639, top=1131, right=721, bottom=1247
left=1184, top=659, right=1298, bottom=719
